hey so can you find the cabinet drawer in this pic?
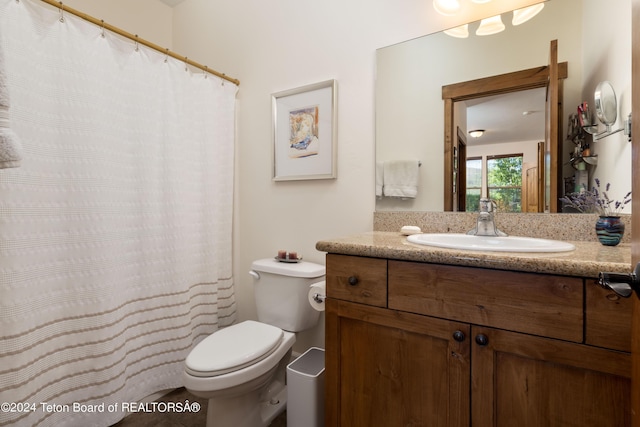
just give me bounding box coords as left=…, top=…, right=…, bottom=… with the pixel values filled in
left=326, top=254, right=387, bottom=307
left=388, top=261, right=583, bottom=342
left=585, top=282, right=632, bottom=352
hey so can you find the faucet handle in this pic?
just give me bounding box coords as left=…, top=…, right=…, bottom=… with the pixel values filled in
left=479, top=198, right=494, bottom=213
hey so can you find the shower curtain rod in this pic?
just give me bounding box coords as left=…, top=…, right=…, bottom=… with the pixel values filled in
left=38, top=0, right=240, bottom=86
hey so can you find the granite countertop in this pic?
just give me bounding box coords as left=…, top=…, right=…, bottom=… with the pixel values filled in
left=316, top=231, right=631, bottom=279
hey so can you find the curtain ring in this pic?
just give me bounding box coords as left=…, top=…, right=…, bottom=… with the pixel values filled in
left=164, top=48, right=169, bottom=63
left=58, top=2, right=65, bottom=23
left=184, top=57, right=188, bottom=72
left=204, top=66, right=208, bottom=79
left=134, top=34, right=139, bottom=52
left=100, top=19, right=105, bottom=38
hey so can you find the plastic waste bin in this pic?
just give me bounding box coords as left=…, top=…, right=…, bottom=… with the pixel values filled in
left=286, top=347, right=325, bottom=427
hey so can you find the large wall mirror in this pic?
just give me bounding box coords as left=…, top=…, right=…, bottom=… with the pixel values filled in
left=375, top=0, right=632, bottom=213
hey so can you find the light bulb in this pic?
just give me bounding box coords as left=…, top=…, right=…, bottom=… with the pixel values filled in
left=444, top=24, right=469, bottom=38
left=433, top=0, right=461, bottom=16
left=476, top=15, right=505, bottom=36
left=513, top=3, right=544, bottom=26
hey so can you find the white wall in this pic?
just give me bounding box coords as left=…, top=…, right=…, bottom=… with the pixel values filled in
left=62, top=0, right=173, bottom=49
left=582, top=0, right=632, bottom=207
left=39, top=0, right=561, bottom=352
left=167, top=0, right=543, bottom=351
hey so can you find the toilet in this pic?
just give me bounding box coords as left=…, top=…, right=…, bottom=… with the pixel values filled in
left=182, top=258, right=325, bottom=427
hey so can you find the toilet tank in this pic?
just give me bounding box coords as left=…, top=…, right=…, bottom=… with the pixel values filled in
left=250, top=258, right=325, bottom=332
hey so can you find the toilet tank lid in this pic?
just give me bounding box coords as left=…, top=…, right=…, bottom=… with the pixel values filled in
left=251, top=258, right=325, bottom=278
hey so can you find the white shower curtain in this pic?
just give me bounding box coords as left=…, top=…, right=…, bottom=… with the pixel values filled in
left=0, top=1, right=237, bottom=426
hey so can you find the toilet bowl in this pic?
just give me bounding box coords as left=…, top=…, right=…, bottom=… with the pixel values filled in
left=182, top=258, right=325, bottom=427
left=183, top=321, right=295, bottom=427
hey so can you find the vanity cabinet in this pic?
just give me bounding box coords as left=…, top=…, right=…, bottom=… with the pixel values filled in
left=325, top=254, right=632, bottom=427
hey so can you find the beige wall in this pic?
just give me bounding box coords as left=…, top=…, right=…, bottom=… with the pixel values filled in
left=169, top=0, right=542, bottom=352
left=33, top=0, right=548, bottom=352
left=582, top=0, right=632, bottom=205
left=62, top=0, right=173, bottom=49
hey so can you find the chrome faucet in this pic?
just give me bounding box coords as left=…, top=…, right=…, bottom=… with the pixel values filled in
left=467, top=198, right=507, bottom=237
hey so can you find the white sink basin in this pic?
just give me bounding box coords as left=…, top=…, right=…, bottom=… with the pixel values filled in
left=406, top=233, right=575, bottom=253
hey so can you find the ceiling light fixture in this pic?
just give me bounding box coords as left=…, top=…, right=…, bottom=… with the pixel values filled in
left=476, top=15, right=505, bottom=36
left=433, top=0, right=461, bottom=16
left=444, top=24, right=469, bottom=38
left=436, top=1, right=545, bottom=37
left=512, top=3, right=545, bottom=26
left=469, top=129, right=485, bottom=138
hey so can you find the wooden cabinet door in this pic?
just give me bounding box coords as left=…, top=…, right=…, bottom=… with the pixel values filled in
left=325, top=299, right=470, bottom=427
left=472, top=326, right=632, bottom=427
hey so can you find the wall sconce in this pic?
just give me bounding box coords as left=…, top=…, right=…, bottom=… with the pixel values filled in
left=469, top=129, right=485, bottom=138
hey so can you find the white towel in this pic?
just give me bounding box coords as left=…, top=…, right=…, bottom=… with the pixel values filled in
left=0, top=31, right=22, bottom=169
left=383, top=160, right=419, bottom=198
left=375, top=161, right=384, bottom=197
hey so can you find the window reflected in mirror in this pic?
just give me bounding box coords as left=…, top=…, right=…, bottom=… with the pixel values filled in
left=488, top=154, right=523, bottom=213
left=466, top=154, right=523, bottom=212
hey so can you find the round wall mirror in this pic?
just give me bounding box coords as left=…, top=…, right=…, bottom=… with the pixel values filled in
left=594, top=81, right=618, bottom=126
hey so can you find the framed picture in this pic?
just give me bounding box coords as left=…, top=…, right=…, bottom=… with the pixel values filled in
left=272, top=79, right=337, bottom=181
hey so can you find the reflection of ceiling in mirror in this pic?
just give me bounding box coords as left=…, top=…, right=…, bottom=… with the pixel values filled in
left=375, top=0, right=584, bottom=213
left=464, top=87, right=546, bottom=146
left=376, top=0, right=632, bottom=213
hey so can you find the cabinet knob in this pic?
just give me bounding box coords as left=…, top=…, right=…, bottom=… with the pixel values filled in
left=348, top=276, right=359, bottom=286
left=475, top=334, right=489, bottom=346
left=453, top=330, right=466, bottom=342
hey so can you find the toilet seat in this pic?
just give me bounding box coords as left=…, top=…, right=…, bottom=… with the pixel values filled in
left=185, top=321, right=283, bottom=378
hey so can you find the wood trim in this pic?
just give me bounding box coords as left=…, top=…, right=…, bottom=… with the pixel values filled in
left=442, top=60, right=567, bottom=211
left=537, top=141, right=545, bottom=211
left=548, top=39, right=560, bottom=212
left=325, top=300, right=340, bottom=427
left=442, top=62, right=568, bottom=100
left=456, top=127, right=467, bottom=211
left=444, top=98, right=455, bottom=210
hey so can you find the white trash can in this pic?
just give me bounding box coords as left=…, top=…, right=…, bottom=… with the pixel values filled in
left=286, top=347, right=325, bottom=427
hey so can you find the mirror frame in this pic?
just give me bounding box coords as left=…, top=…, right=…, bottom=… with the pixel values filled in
left=442, top=60, right=568, bottom=212
left=594, top=81, right=618, bottom=126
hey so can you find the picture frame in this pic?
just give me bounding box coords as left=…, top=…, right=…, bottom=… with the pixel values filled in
left=272, top=79, right=337, bottom=181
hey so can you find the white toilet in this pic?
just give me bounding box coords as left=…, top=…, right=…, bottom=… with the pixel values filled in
left=182, top=258, right=325, bottom=427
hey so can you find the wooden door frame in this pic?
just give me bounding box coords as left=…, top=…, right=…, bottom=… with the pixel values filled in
left=456, top=127, right=467, bottom=211
left=537, top=140, right=545, bottom=212
left=442, top=61, right=568, bottom=211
